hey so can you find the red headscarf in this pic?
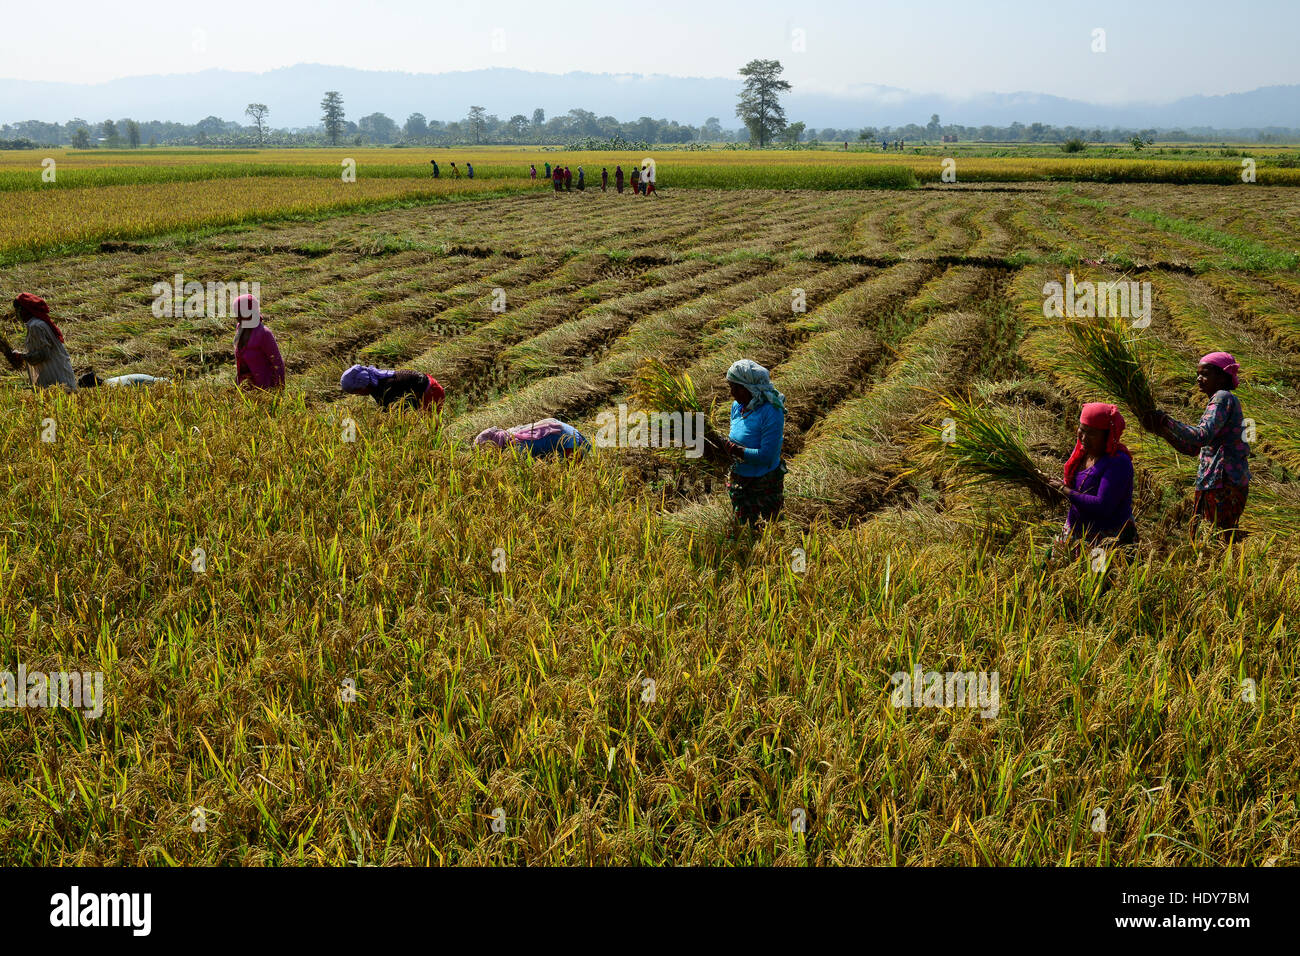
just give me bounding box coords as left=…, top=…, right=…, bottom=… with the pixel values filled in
left=1064, top=402, right=1130, bottom=488
left=13, top=293, right=63, bottom=343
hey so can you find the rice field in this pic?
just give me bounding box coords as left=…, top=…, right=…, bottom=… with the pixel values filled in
left=6, top=146, right=1300, bottom=265
left=2, top=166, right=1299, bottom=865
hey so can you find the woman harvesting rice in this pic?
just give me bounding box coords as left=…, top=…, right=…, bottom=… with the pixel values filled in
left=1142, top=352, right=1251, bottom=538
left=474, top=418, right=589, bottom=458
left=2, top=293, right=78, bottom=391
left=340, top=365, right=445, bottom=413
left=721, top=359, right=786, bottom=525
left=1046, top=402, right=1137, bottom=545
left=233, top=294, right=285, bottom=392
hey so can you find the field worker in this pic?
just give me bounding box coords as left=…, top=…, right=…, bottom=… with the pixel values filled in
left=1045, top=403, right=1137, bottom=545
left=552, top=164, right=564, bottom=193
left=577, top=166, right=585, bottom=190
left=450, top=162, right=460, bottom=178
left=473, top=418, right=590, bottom=458
left=431, top=159, right=439, bottom=177
left=530, top=164, right=537, bottom=180
left=340, top=364, right=445, bottom=412
left=564, top=166, right=572, bottom=191
left=720, top=359, right=786, bottom=525
left=467, top=162, right=474, bottom=179
left=1142, top=352, right=1251, bottom=539
left=1, top=293, right=78, bottom=391
left=544, top=161, right=551, bottom=178
left=629, top=166, right=640, bottom=194
left=78, top=370, right=171, bottom=388
left=643, top=161, right=657, bottom=196
left=232, top=293, right=285, bottom=392
left=601, top=167, right=608, bottom=191
left=615, top=165, right=624, bottom=193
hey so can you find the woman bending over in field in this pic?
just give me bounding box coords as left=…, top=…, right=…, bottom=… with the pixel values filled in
left=78, top=370, right=171, bottom=388
left=1141, top=352, right=1251, bottom=540
left=340, top=365, right=445, bottom=412
left=1045, top=402, right=1137, bottom=547
left=2, top=293, right=78, bottom=391
left=233, top=294, right=285, bottom=391
left=720, top=359, right=786, bottom=525
left=473, top=418, right=590, bottom=458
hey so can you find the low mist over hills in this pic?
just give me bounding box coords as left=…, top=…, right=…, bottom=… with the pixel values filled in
left=3, top=63, right=1298, bottom=133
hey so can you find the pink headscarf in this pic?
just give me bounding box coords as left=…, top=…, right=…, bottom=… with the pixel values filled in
left=233, top=294, right=262, bottom=348
left=1199, top=351, right=1240, bottom=389
left=1064, top=402, right=1130, bottom=488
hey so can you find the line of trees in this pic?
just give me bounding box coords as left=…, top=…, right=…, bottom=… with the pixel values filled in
left=4, top=79, right=1299, bottom=148
left=0, top=103, right=742, bottom=149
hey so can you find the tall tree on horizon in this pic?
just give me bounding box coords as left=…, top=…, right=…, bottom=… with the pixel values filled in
left=320, top=91, right=345, bottom=146
left=735, top=59, right=791, bottom=148
left=467, top=105, right=487, bottom=144
left=245, top=103, right=270, bottom=145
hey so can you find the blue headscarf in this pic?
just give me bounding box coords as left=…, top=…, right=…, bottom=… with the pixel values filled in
left=726, top=359, right=784, bottom=412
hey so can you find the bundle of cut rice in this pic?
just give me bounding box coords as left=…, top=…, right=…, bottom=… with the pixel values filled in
left=630, top=357, right=730, bottom=462
left=929, top=395, right=1061, bottom=503
left=1064, top=318, right=1158, bottom=425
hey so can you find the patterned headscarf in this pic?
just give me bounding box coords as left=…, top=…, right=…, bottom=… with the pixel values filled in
left=1199, top=351, right=1240, bottom=389
left=474, top=427, right=510, bottom=448
left=340, top=365, right=397, bottom=394
left=726, top=359, right=785, bottom=412
left=1064, top=402, right=1130, bottom=488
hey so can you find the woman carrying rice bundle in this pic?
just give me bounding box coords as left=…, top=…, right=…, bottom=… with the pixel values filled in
left=473, top=418, right=589, bottom=458
left=1141, top=352, right=1251, bottom=539
left=1046, top=402, right=1138, bottom=545
left=721, top=359, right=786, bottom=525
left=340, top=365, right=445, bottom=413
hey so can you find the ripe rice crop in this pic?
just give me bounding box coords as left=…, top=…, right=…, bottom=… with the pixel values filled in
left=2, top=183, right=1300, bottom=867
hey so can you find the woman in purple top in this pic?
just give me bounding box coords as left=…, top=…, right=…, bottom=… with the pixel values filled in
left=1047, top=402, right=1137, bottom=544
left=1142, top=352, right=1251, bottom=539
left=232, top=294, right=285, bottom=392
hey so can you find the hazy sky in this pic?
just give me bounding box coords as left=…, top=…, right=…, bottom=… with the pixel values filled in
left=5, top=0, right=1297, bottom=103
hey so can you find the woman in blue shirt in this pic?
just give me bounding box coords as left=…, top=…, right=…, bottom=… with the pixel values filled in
left=720, top=359, right=786, bottom=525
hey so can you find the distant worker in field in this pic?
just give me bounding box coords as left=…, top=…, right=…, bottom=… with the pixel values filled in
left=643, top=161, right=657, bottom=196
left=431, top=159, right=439, bottom=177
left=721, top=359, right=786, bottom=525
left=577, top=165, right=585, bottom=190
left=474, top=418, right=590, bottom=458
left=78, top=370, right=171, bottom=388
left=2, top=293, right=78, bottom=391
left=232, top=294, right=285, bottom=392
left=530, top=164, right=537, bottom=180
left=552, top=164, right=564, bottom=194
left=629, top=166, right=639, bottom=195
left=615, top=165, right=625, bottom=193
left=340, top=364, right=445, bottom=413
left=601, top=167, right=608, bottom=191
left=450, top=162, right=460, bottom=178
left=1142, top=352, right=1251, bottom=540
left=544, top=161, right=551, bottom=178
left=467, top=162, right=474, bottom=179
left=1045, top=402, right=1137, bottom=547
left=564, top=166, right=572, bottom=191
